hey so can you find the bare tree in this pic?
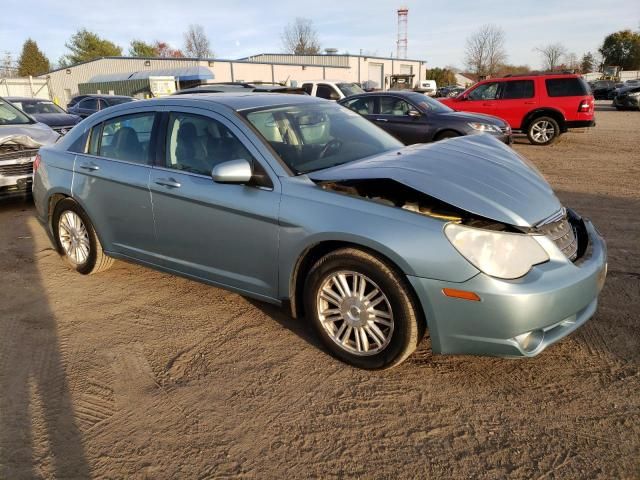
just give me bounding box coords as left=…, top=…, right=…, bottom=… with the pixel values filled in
left=184, top=24, right=212, bottom=58
left=536, top=43, right=567, bottom=71
left=464, top=24, right=507, bottom=77
left=282, top=18, right=321, bottom=55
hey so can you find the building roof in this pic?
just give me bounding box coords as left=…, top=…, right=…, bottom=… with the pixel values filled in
left=87, top=66, right=214, bottom=83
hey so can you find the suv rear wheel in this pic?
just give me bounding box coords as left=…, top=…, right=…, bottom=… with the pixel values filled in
left=527, top=116, right=560, bottom=145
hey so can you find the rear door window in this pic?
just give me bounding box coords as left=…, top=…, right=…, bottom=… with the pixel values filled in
left=379, top=97, right=413, bottom=116
left=545, top=78, right=589, bottom=97
left=302, top=83, right=313, bottom=95
left=342, top=97, right=375, bottom=115
left=501, top=80, right=534, bottom=99
left=98, top=112, right=155, bottom=163
left=78, top=98, right=98, bottom=110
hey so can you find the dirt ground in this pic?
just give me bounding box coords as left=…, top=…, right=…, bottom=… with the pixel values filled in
left=1, top=102, right=638, bottom=479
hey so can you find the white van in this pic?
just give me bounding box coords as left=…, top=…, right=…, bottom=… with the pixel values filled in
left=417, top=80, right=438, bottom=96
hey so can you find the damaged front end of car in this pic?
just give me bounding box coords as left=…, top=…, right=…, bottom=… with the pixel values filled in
left=308, top=135, right=607, bottom=357
left=0, top=128, right=59, bottom=198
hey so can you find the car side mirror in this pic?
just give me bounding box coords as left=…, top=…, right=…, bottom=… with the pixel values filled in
left=407, top=109, right=421, bottom=117
left=211, top=159, right=253, bottom=184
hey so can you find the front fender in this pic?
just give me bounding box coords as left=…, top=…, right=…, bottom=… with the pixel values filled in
left=277, top=178, right=479, bottom=299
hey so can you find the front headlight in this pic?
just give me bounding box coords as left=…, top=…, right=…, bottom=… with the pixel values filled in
left=444, top=223, right=549, bottom=279
left=468, top=122, right=502, bottom=133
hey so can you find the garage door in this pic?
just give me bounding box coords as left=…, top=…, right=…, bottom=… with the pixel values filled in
left=368, top=63, right=383, bottom=89
left=400, top=64, right=413, bottom=75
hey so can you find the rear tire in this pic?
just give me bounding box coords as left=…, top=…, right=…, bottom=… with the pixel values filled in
left=303, top=248, right=424, bottom=369
left=527, top=116, right=560, bottom=145
left=52, top=199, right=113, bottom=275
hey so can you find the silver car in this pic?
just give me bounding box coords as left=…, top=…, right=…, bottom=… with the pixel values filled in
left=32, top=94, right=607, bottom=369
left=1, top=97, right=59, bottom=197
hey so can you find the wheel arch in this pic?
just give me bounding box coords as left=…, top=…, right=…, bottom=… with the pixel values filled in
left=288, top=239, right=425, bottom=326
left=433, top=128, right=463, bottom=141
left=49, top=194, right=109, bottom=253
left=522, top=108, right=566, bottom=132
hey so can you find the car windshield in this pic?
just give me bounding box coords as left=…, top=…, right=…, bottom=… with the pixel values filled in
left=19, top=100, right=66, bottom=115
left=243, top=102, right=403, bottom=174
left=337, top=83, right=364, bottom=97
left=0, top=98, right=32, bottom=125
left=409, top=93, right=453, bottom=113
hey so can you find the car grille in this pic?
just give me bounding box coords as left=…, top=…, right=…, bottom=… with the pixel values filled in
left=0, top=146, right=38, bottom=161
left=535, top=209, right=578, bottom=261
left=0, top=162, right=33, bottom=176
left=52, top=125, right=74, bottom=135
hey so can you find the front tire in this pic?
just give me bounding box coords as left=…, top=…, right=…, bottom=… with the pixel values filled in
left=527, top=116, right=560, bottom=145
left=304, top=248, right=424, bottom=369
left=52, top=199, right=113, bottom=275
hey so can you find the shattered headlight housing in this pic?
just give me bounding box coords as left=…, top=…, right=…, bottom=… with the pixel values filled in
left=444, top=224, right=549, bottom=279
left=467, top=122, right=502, bottom=133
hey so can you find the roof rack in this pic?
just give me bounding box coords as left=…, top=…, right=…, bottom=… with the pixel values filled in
left=502, top=71, right=576, bottom=78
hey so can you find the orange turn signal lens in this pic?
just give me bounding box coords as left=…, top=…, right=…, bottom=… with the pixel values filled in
left=442, top=288, right=481, bottom=301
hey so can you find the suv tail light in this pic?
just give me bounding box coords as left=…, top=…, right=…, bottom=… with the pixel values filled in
left=578, top=99, right=591, bottom=112
left=33, top=153, right=41, bottom=173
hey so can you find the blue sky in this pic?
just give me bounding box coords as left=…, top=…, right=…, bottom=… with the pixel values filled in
left=1, top=0, right=638, bottom=69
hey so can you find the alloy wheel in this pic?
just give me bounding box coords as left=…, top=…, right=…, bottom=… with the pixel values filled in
left=316, top=270, right=394, bottom=356
left=58, top=210, right=90, bottom=265
left=531, top=120, right=555, bottom=143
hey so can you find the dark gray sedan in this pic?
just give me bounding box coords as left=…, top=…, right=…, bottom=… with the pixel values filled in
left=339, top=91, right=511, bottom=144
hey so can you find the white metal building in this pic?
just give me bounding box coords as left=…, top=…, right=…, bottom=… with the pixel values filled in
left=42, top=54, right=427, bottom=105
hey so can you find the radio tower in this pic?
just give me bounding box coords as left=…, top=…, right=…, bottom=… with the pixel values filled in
left=396, top=7, right=408, bottom=59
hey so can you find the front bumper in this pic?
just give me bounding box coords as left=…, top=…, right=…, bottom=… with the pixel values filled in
left=0, top=157, right=34, bottom=197
left=408, top=220, right=607, bottom=357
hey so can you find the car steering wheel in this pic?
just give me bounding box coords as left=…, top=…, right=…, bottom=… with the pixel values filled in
left=319, top=139, right=342, bottom=159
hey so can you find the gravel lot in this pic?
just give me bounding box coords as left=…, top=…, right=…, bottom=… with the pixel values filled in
left=1, top=102, right=638, bottom=479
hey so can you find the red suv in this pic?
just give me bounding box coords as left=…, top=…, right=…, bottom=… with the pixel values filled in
left=440, top=73, right=595, bottom=145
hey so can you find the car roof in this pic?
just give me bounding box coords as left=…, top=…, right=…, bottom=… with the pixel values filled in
left=181, top=92, right=324, bottom=109
left=6, top=96, right=55, bottom=102
left=96, top=92, right=327, bottom=113
left=302, top=80, right=352, bottom=84
left=80, top=94, right=133, bottom=99
left=481, top=73, right=582, bottom=82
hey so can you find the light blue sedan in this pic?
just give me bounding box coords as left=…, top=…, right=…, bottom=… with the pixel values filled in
left=32, top=93, right=607, bottom=369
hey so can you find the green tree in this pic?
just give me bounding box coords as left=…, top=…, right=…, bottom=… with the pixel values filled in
left=424, top=67, right=457, bottom=86
left=129, top=40, right=157, bottom=57
left=17, top=39, right=50, bottom=76
left=599, top=30, right=640, bottom=70
left=580, top=52, right=595, bottom=73
left=59, top=29, right=122, bottom=67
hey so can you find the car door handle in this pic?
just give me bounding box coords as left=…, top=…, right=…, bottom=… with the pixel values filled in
left=524, top=101, right=536, bottom=104
left=375, top=118, right=388, bottom=122
left=155, top=178, right=181, bottom=188
left=79, top=162, right=99, bottom=171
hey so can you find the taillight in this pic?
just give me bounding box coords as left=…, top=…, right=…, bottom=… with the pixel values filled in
left=578, top=99, right=591, bottom=112
left=33, top=153, right=41, bottom=173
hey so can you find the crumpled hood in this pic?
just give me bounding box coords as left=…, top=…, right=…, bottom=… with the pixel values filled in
left=0, top=123, right=60, bottom=148
left=309, top=134, right=561, bottom=227
left=30, top=113, right=81, bottom=127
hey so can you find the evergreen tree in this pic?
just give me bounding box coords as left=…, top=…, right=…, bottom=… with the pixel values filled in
left=17, top=39, right=51, bottom=76
left=59, top=29, right=122, bottom=67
